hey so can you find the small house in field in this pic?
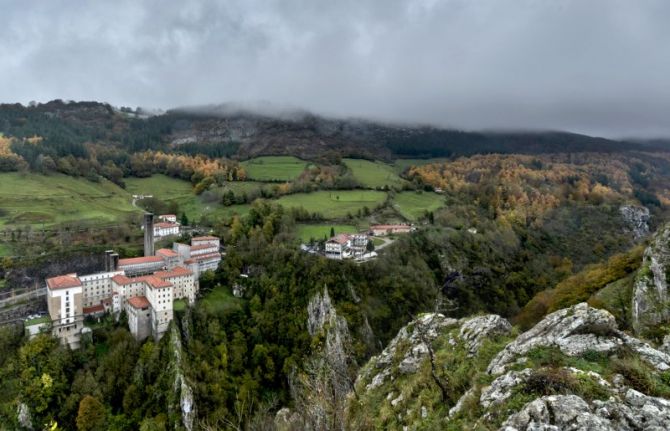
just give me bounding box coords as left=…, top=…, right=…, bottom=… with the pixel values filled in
left=370, top=224, right=413, bottom=236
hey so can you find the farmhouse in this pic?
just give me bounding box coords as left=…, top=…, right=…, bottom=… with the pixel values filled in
left=153, top=221, right=180, bottom=238
left=158, top=214, right=177, bottom=223
left=370, top=224, right=413, bottom=236
left=325, top=233, right=370, bottom=260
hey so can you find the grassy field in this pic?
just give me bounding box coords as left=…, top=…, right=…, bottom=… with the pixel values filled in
left=201, top=285, right=243, bottom=314
left=392, top=191, right=445, bottom=220
left=0, top=242, right=12, bottom=257
left=0, top=172, right=139, bottom=227
left=241, top=156, right=309, bottom=181
left=275, top=190, right=387, bottom=219
left=295, top=224, right=360, bottom=242
left=393, top=158, right=450, bottom=173
left=343, top=159, right=406, bottom=189
left=24, top=315, right=50, bottom=326
left=125, top=175, right=249, bottom=221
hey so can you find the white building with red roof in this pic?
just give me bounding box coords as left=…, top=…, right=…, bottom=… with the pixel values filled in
left=153, top=221, right=180, bottom=238
left=325, top=233, right=369, bottom=260
left=118, top=255, right=166, bottom=276
left=158, top=214, right=177, bottom=223
left=46, top=274, right=84, bottom=349
left=45, top=235, right=219, bottom=346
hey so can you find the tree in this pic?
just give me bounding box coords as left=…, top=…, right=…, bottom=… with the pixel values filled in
left=180, top=212, right=189, bottom=226
left=76, top=395, right=107, bottom=431
left=366, top=240, right=374, bottom=253
left=330, top=227, right=335, bottom=238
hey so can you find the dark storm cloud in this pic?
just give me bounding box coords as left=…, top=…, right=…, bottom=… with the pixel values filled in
left=1, top=0, right=669, bottom=137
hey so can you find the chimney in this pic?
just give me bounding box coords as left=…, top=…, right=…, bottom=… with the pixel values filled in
left=110, top=253, right=119, bottom=271
left=104, top=250, right=114, bottom=271
left=144, top=213, right=155, bottom=257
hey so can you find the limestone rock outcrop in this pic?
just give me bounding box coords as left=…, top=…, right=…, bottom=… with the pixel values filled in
left=488, top=303, right=670, bottom=375
left=632, top=223, right=670, bottom=333
left=619, top=205, right=650, bottom=240
left=358, top=313, right=512, bottom=391
left=500, top=390, right=670, bottom=431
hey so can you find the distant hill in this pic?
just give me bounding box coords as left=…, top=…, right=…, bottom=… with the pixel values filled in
left=0, top=100, right=665, bottom=163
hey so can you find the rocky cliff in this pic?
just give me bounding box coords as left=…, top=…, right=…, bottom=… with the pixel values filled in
left=347, top=303, right=670, bottom=430
left=632, top=223, right=670, bottom=333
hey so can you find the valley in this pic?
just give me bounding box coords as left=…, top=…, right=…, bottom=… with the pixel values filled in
left=2, top=102, right=670, bottom=430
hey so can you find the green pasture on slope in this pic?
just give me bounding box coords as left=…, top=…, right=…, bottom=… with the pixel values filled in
left=0, top=172, right=139, bottom=227
left=275, top=190, right=387, bottom=219
left=125, top=175, right=254, bottom=221
left=241, top=156, right=310, bottom=181
left=392, top=191, right=445, bottom=221
left=343, top=158, right=406, bottom=189
left=295, top=224, right=360, bottom=242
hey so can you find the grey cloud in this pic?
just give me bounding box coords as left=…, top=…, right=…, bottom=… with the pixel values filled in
left=0, top=0, right=669, bottom=138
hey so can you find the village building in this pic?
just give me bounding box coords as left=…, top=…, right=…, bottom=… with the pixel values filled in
left=158, top=214, right=177, bottom=223
left=325, top=233, right=370, bottom=260
left=153, top=221, right=180, bottom=238
left=118, top=256, right=166, bottom=276
left=46, top=235, right=221, bottom=347
left=173, top=236, right=222, bottom=274
left=46, top=274, right=84, bottom=349
left=370, top=224, right=414, bottom=236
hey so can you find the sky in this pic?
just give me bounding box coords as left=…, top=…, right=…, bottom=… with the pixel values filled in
left=1, top=0, right=669, bottom=138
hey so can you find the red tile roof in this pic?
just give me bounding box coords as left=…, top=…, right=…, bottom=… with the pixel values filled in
left=190, top=244, right=217, bottom=251
left=154, top=266, right=193, bottom=279
left=118, top=256, right=164, bottom=266
left=154, top=222, right=179, bottom=229
left=192, top=252, right=221, bottom=262
left=46, top=274, right=82, bottom=290
left=127, top=296, right=151, bottom=309
left=156, top=248, right=178, bottom=257
left=328, top=234, right=351, bottom=245
left=111, top=274, right=133, bottom=285
left=136, top=275, right=172, bottom=289
left=192, top=236, right=219, bottom=241
left=83, top=304, right=105, bottom=314
left=371, top=224, right=412, bottom=230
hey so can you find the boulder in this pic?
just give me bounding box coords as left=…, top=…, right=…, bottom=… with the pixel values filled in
left=488, top=303, right=670, bottom=375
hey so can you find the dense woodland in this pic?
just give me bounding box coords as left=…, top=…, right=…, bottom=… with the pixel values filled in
left=2, top=100, right=670, bottom=429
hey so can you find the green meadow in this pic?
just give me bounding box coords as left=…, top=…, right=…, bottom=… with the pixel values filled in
left=241, top=156, right=310, bottom=181
left=0, top=172, right=139, bottom=227
left=295, top=224, right=360, bottom=242
left=392, top=191, right=445, bottom=220
left=343, top=158, right=406, bottom=189
left=274, top=190, right=387, bottom=219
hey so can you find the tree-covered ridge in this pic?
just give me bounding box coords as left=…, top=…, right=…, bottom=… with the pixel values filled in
left=407, top=153, right=670, bottom=225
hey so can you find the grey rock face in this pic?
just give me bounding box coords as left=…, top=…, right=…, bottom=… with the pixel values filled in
left=619, top=205, right=650, bottom=240
left=500, top=390, right=670, bottom=431
left=632, top=224, right=670, bottom=333
left=459, top=314, right=512, bottom=356
left=307, top=286, right=337, bottom=337
left=170, top=325, right=196, bottom=431
left=488, top=303, right=670, bottom=375
left=359, top=313, right=512, bottom=392
left=500, top=395, right=613, bottom=431
left=17, top=402, right=33, bottom=430
left=360, top=313, right=457, bottom=391
left=274, top=407, right=304, bottom=431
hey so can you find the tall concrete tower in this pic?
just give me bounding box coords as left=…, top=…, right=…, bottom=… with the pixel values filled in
left=144, top=213, right=155, bottom=257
